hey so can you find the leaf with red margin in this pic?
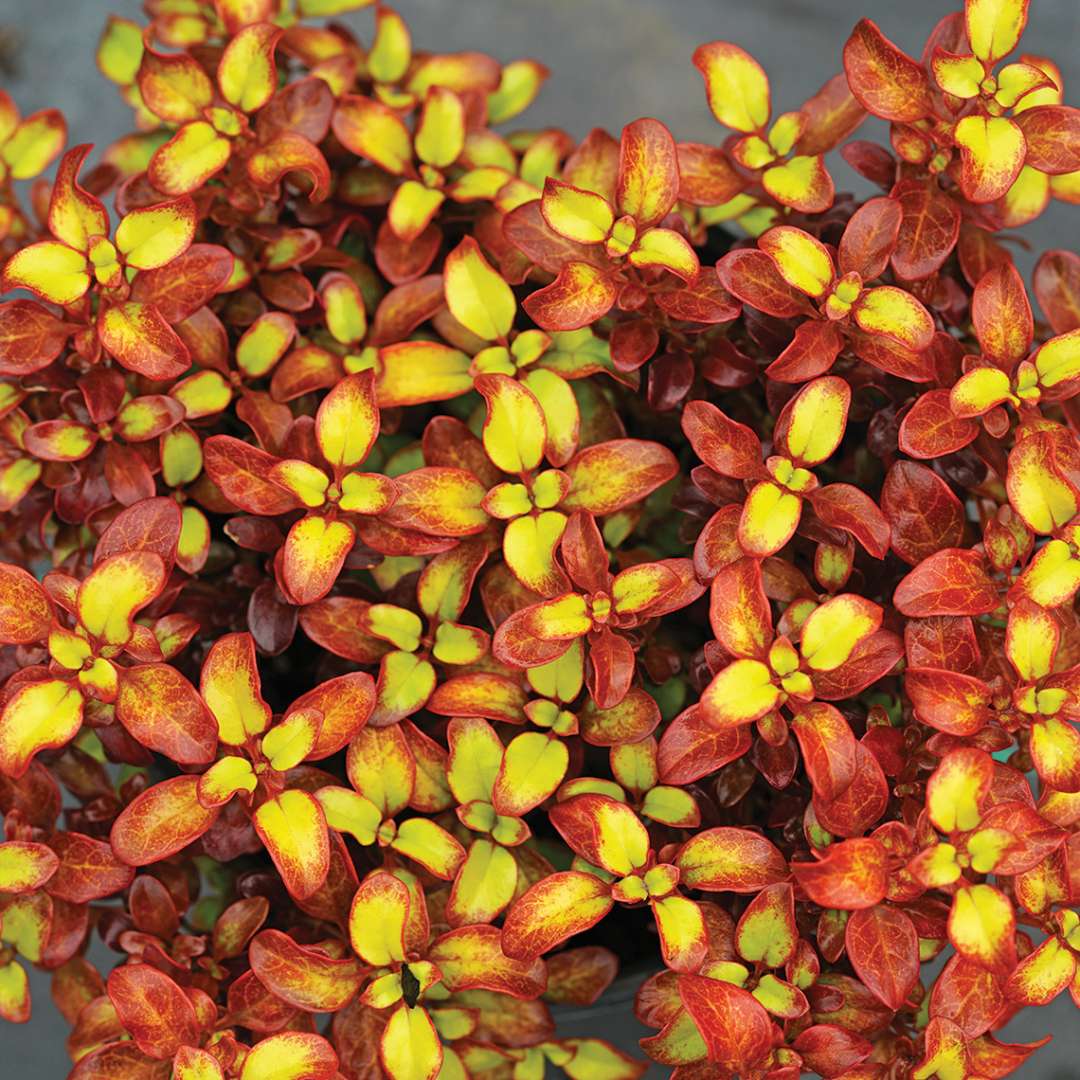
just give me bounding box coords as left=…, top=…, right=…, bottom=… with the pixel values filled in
left=811, top=629, right=904, bottom=701
left=381, top=467, right=488, bottom=536
left=893, top=548, right=998, bottom=616
left=203, top=436, right=300, bottom=515
left=931, top=954, right=1008, bottom=1038
left=717, top=249, right=812, bottom=318
left=791, top=703, right=858, bottom=803
left=657, top=705, right=752, bottom=784
left=549, top=793, right=648, bottom=875
left=249, top=929, right=363, bottom=1012
left=544, top=947, right=619, bottom=1006
left=561, top=439, right=678, bottom=515
left=97, top=303, right=190, bottom=380
left=709, top=557, right=772, bottom=659
left=106, top=964, right=198, bottom=1059
left=253, top=789, right=330, bottom=900
left=95, top=497, right=182, bottom=571
left=765, top=320, right=844, bottom=382
left=67, top=1043, right=171, bottom=1080
left=678, top=974, right=773, bottom=1072
left=947, top=884, right=1017, bottom=975
left=298, top=597, right=390, bottom=664
left=905, top=668, right=993, bottom=735
left=898, top=390, right=980, bottom=460
left=890, top=182, right=961, bottom=281
left=1033, top=249, right=1080, bottom=334
left=843, top=20, right=933, bottom=123
left=130, top=243, right=235, bottom=324
left=790, top=838, right=888, bottom=909
left=734, top=882, right=797, bottom=967
left=1015, top=105, right=1080, bottom=175
left=280, top=515, right=356, bottom=606
left=791, top=1025, right=873, bottom=1077
left=972, top=263, right=1033, bottom=366
left=813, top=741, right=889, bottom=837
left=844, top=905, right=919, bottom=1010
left=676, top=827, right=788, bottom=892
left=838, top=196, right=902, bottom=279
left=810, top=484, right=890, bottom=558
left=522, top=261, right=617, bottom=331
left=429, top=925, right=547, bottom=997
left=46, top=832, right=134, bottom=903
left=239, top=1032, right=338, bottom=1080
left=880, top=461, right=965, bottom=565
left=286, top=672, right=375, bottom=760
left=0, top=840, right=58, bottom=893
left=616, top=118, right=679, bottom=227
left=682, top=400, right=762, bottom=479
left=0, top=300, right=74, bottom=374
left=426, top=672, right=528, bottom=724
left=0, top=563, right=53, bottom=644
left=501, top=870, right=614, bottom=959
left=116, top=665, right=217, bottom=765
left=110, top=775, right=220, bottom=865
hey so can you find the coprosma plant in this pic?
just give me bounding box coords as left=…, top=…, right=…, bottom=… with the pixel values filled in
left=0, top=0, right=1079, bottom=1077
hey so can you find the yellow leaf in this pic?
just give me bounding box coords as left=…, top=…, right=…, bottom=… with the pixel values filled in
left=115, top=198, right=196, bottom=270
left=475, top=373, right=545, bottom=474
left=2, top=112, right=65, bottom=180
left=0, top=679, right=83, bottom=778
left=966, top=0, right=1029, bottom=64
left=217, top=23, right=280, bottom=114
left=387, top=180, right=445, bottom=242
left=1035, top=329, right=1080, bottom=388
left=253, top=789, right=330, bottom=900
left=949, top=367, right=1013, bottom=418
left=799, top=594, right=880, bottom=672
left=314, top=785, right=382, bottom=845
left=414, top=86, right=465, bottom=168
left=692, top=42, right=770, bottom=133
left=149, top=121, right=231, bottom=195
left=738, top=480, right=802, bottom=557
left=701, top=658, right=780, bottom=727
left=368, top=6, right=411, bottom=83
left=2, top=241, right=89, bottom=306
left=954, top=115, right=1026, bottom=203
left=201, top=632, right=272, bottom=745
left=627, top=227, right=699, bottom=281
left=77, top=552, right=165, bottom=645
left=777, top=376, right=850, bottom=466
left=349, top=871, right=409, bottom=966
left=381, top=1002, right=443, bottom=1080
left=315, top=371, right=379, bottom=470
left=261, top=710, right=319, bottom=772
left=759, top=226, right=834, bottom=298
left=541, top=179, right=614, bottom=244
left=444, top=236, right=515, bottom=341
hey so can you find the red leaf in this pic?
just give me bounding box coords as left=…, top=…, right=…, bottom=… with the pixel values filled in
left=844, top=905, right=919, bottom=1010
left=678, top=974, right=773, bottom=1071
left=893, top=548, right=998, bottom=616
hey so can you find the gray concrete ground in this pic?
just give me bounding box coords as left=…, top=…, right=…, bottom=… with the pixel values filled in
left=1, top=0, right=1078, bottom=1076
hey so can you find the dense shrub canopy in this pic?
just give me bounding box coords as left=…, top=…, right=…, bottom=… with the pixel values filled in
left=1, top=1, right=1080, bottom=1078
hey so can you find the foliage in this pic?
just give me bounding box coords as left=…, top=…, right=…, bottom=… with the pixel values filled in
left=0, top=1, right=1079, bottom=1078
